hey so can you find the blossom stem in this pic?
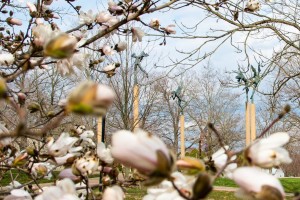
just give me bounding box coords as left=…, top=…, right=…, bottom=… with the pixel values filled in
left=257, top=105, right=290, bottom=139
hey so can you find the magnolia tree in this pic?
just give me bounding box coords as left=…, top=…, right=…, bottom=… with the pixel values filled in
left=0, top=0, right=298, bottom=200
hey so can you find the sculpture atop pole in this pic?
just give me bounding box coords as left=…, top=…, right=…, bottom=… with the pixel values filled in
left=235, top=63, right=263, bottom=146
left=171, top=85, right=186, bottom=158
left=131, top=51, right=149, bottom=131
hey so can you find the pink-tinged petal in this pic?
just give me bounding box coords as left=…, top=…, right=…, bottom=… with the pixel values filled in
left=233, top=167, right=284, bottom=196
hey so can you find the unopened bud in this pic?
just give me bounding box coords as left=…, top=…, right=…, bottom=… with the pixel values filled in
left=192, top=172, right=212, bottom=200
left=12, top=153, right=28, bottom=166
left=17, top=92, right=26, bottom=105
left=27, top=102, right=41, bottom=113
left=44, top=34, right=77, bottom=59
left=6, top=17, right=22, bottom=26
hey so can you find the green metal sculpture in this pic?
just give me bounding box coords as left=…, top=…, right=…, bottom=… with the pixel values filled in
left=171, top=86, right=185, bottom=114
left=132, top=51, right=149, bottom=84
left=235, top=63, right=263, bottom=102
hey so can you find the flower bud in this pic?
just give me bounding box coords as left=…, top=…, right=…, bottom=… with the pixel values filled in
left=6, top=18, right=22, bottom=26
left=192, top=172, right=213, bottom=200
left=27, top=102, right=41, bottom=113
left=17, top=93, right=26, bottom=105
left=66, top=81, right=115, bottom=116
left=12, top=153, right=28, bottom=167
left=44, top=33, right=77, bottom=59
left=176, top=157, right=205, bottom=175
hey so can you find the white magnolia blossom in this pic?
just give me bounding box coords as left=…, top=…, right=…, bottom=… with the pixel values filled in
left=32, top=23, right=57, bottom=47
left=103, top=63, right=117, bottom=72
left=143, top=172, right=191, bottom=200
left=0, top=52, right=15, bottom=65
left=247, top=132, right=292, bottom=168
left=149, top=18, right=160, bottom=29
left=56, top=53, right=89, bottom=76
left=102, top=185, right=124, bottom=200
left=72, top=152, right=99, bottom=176
left=97, top=142, right=114, bottom=164
left=31, top=163, right=53, bottom=179
left=47, top=132, right=81, bottom=157
left=233, top=167, right=285, bottom=199
left=108, top=0, right=123, bottom=14
left=79, top=10, right=95, bottom=25
left=131, top=27, right=144, bottom=42
left=74, top=125, right=86, bottom=135
left=245, top=0, right=261, bottom=12
left=54, top=153, right=77, bottom=165
left=102, top=45, right=115, bottom=56
left=80, top=130, right=96, bottom=147
left=96, top=11, right=112, bottom=23
left=161, top=25, right=176, bottom=34
left=116, top=41, right=127, bottom=52
left=26, top=2, right=36, bottom=13
left=4, top=189, right=32, bottom=200
left=58, top=168, right=81, bottom=183
left=107, top=17, right=120, bottom=27
left=111, top=129, right=172, bottom=175
left=35, top=178, right=80, bottom=200
left=211, top=146, right=237, bottom=178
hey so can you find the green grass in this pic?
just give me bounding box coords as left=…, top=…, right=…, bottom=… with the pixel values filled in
left=214, top=177, right=300, bottom=193
left=279, top=178, right=300, bottom=193
left=214, top=178, right=237, bottom=187
left=0, top=169, right=60, bottom=186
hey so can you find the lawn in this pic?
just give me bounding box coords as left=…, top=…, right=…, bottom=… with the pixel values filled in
left=214, top=177, right=300, bottom=193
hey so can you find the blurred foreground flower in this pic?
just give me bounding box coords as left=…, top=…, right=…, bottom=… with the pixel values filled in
left=4, top=189, right=32, bottom=200
left=246, top=132, right=292, bottom=168
left=233, top=167, right=284, bottom=200
left=44, top=34, right=77, bottom=59
left=211, top=146, right=237, bottom=178
left=176, top=157, right=205, bottom=175
left=66, top=81, right=115, bottom=116
left=103, top=185, right=124, bottom=200
left=97, top=142, right=114, bottom=164
left=35, top=178, right=80, bottom=200
left=111, top=129, right=174, bottom=183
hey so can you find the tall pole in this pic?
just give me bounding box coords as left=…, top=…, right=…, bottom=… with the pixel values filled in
left=245, top=102, right=251, bottom=146
left=245, top=102, right=256, bottom=146
left=250, top=103, right=256, bottom=141
left=132, top=51, right=148, bottom=132
left=133, top=83, right=139, bottom=131
left=180, top=114, right=185, bottom=158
